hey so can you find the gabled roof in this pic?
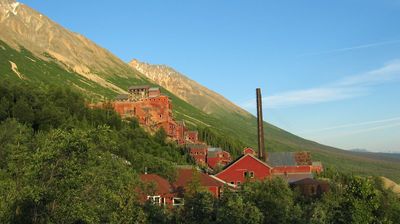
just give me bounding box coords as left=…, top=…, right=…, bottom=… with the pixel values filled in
left=140, top=174, right=172, bottom=195
left=174, top=167, right=225, bottom=188
left=216, top=154, right=273, bottom=176
left=209, top=175, right=236, bottom=188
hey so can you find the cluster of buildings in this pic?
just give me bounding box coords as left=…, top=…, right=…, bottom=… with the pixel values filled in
left=187, top=143, right=232, bottom=170
left=139, top=147, right=326, bottom=207
left=112, top=85, right=187, bottom=143
left=93, top=85, right=234, bottom=170
left=139, top=166, right=226, bottom=206
left=95, top=86, right=328, bottom=206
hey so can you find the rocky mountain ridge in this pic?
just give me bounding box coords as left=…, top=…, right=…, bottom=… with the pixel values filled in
left=0, top=0, right=142, bottom=93
left=129, top=59, right=251, bottom=117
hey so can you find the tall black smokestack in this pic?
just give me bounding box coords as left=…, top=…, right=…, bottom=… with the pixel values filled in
left=256, top=88, right=266, bottom=161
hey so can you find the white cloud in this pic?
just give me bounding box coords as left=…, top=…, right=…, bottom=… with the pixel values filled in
left=242, top=60, right=400, bottom=109
left=303, top=116, right=400, bottom=133
left=316, top=121, right=400, bottom=139
left=300, top=39, right=400, bottom=56
left=263, top=86, right=366, bottom=109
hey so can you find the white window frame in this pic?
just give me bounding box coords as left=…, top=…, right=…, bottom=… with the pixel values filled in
left=147, top=195, right=161, bottom=205
left=173, top=197, right=184, bottom=206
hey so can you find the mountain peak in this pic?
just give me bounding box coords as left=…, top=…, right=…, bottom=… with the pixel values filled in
left=1, top=0, right=20, bottom=16
left=0, top=0, right=17, bottom=4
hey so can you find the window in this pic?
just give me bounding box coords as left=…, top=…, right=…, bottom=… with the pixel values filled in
left=311, top=186, right=316, bottom=195
left=147, top=196, right=161, bottom=205
left=173, top=197, right=184, bottom=206
left=244, top=171, right=255, bottom=178
left=230, top=181, right=235, bottom=185
left=237, top=181, right=241, bottom=185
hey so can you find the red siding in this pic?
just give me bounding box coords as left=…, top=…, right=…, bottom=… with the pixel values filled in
left=215, top=154, right=272, bottom=185
left=139, top=174, right=175, bottom=206
left=207, top=151, right=231, bottom=169
left=189, top=148, right=207, bottom=165
left=174, top=168, right=225, bottom=198
left=186, top=131, right=199, bottom=143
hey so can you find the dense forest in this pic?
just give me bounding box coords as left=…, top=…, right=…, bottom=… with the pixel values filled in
left=0, top=80, right=399, bottom=223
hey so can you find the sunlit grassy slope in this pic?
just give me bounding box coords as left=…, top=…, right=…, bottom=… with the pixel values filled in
left=1, top=40, right=399, bottom=183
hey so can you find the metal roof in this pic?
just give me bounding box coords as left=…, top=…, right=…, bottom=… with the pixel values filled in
left=273, top=173, right=314, bottom=183
left=149, top=87, right=160, bottom=91
left=207, top=148, right=223, bottom=158
left=128, top=85, right=151, bottom=90
left=267, top=152, right=297, bottom=167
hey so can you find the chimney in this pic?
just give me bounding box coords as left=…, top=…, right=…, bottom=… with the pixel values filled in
left=256, top=88, right=266, bottom=161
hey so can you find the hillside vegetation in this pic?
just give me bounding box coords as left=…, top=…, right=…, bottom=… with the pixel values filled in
left=1, top=80, right=399, bottom=223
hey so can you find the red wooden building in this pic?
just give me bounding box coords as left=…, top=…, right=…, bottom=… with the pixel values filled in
left=175, top=121, right=188, bottom=145
left=92, top=85, right=197, bottom=144
left=206, top=148, right=232, bottom=170
left=215, top=152, right=273, bottom=186
left=185, top=131, right=199, bottom=143
left=139, top=167, right=227, bottom=206
left=187, top=144, right=208, bottom=166
left=139, top=174, right=175, bottom=206
left=215, top=148, right=321, bottom=186
left=173, top=167, right=226, bottom=198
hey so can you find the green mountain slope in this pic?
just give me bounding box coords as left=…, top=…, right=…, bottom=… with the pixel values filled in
left=1, top=0, right=399, bottom=182
left=2, top=40, right=400, bottom=182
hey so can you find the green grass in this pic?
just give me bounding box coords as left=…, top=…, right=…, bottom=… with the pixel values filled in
left=1, top=40, right=399, bottom=183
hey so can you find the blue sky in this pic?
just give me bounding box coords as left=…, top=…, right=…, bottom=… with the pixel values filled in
left=19, top=0, right=400, bottom=152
